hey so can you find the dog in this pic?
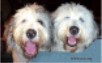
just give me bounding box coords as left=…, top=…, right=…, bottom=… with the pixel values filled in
left=51, top=3, right=98, bottom=53
left=4, top=3, right=51, bottom=62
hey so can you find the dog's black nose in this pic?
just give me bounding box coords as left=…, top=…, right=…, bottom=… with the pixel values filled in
left=26, top=29, right=36, bottom=39
left=70, top=26, right=79, bottom=35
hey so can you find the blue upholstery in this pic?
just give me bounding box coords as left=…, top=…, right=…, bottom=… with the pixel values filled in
left=29, top=39, right=101, bottom=63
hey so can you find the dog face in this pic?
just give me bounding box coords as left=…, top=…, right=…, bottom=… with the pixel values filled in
left=52, top=3, right=98, bottom=52
left=4, top=3, right=51, bottom=58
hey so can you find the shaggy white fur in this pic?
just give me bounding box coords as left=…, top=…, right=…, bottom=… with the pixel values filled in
left=51, top=3, right=98, bottom=53
left=4, top=3, right=51, bottom=62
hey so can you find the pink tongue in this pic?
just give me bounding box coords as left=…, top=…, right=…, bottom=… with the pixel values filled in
left=68, top=36, right=77, bottom=46
left=25, top=42, right=37, bottom=55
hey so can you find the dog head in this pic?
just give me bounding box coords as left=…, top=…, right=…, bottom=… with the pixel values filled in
left=52, top=3, right=98, bottom=52
left=4, top=3, right=51, bottom=58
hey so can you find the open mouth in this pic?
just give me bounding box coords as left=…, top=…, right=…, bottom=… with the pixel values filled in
left=23, top=41, right=38, bottom=58
left=66, top=36, right=77, bottom=47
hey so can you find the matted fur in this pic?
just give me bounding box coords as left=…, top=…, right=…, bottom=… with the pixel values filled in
left=4, top=3, right=51, bottom=62
left=51, top=3, right=98, bottom=53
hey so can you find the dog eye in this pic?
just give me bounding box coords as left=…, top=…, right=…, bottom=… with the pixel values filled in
left=22, top=20, right=26, bottom=23
left=38, top=20, right=43, bottom=25
left=79, top=18, right=84, bottom=22
left=65, top=17, right=70, bottom=19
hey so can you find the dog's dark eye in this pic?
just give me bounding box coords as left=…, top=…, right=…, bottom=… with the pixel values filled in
left=22, top=20, right=26, bottom=23
left=38, top=20, right=43, bottom=25
left=65, top=17, right=70, bottom=19
left=79, top=18, right=84, bottom=22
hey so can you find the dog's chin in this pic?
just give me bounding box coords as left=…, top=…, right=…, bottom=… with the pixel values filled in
left=24, top=51, right=37, bottom=58
left=64, top=36, right=80, bottom=52
left=21, top=41, right=38, bottom=58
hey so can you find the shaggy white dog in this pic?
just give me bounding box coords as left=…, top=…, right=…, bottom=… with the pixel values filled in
left=4, top=3, right=51, bottom=62
left=51, top=3, right=98, bottom=53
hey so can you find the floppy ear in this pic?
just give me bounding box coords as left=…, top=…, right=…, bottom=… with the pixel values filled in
left=4, top=17, right=15, bottom=52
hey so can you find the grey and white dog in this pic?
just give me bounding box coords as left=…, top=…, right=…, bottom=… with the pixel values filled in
left=51, top=3, right=98, bottom=53
left=4, top=3, right=51, bottom=62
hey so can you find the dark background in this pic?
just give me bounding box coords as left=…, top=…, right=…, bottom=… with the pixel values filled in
left=1, top=0, right=101, bottom=62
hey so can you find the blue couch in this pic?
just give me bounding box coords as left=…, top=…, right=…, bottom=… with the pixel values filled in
left=29, top=39, right=101, bottom=63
